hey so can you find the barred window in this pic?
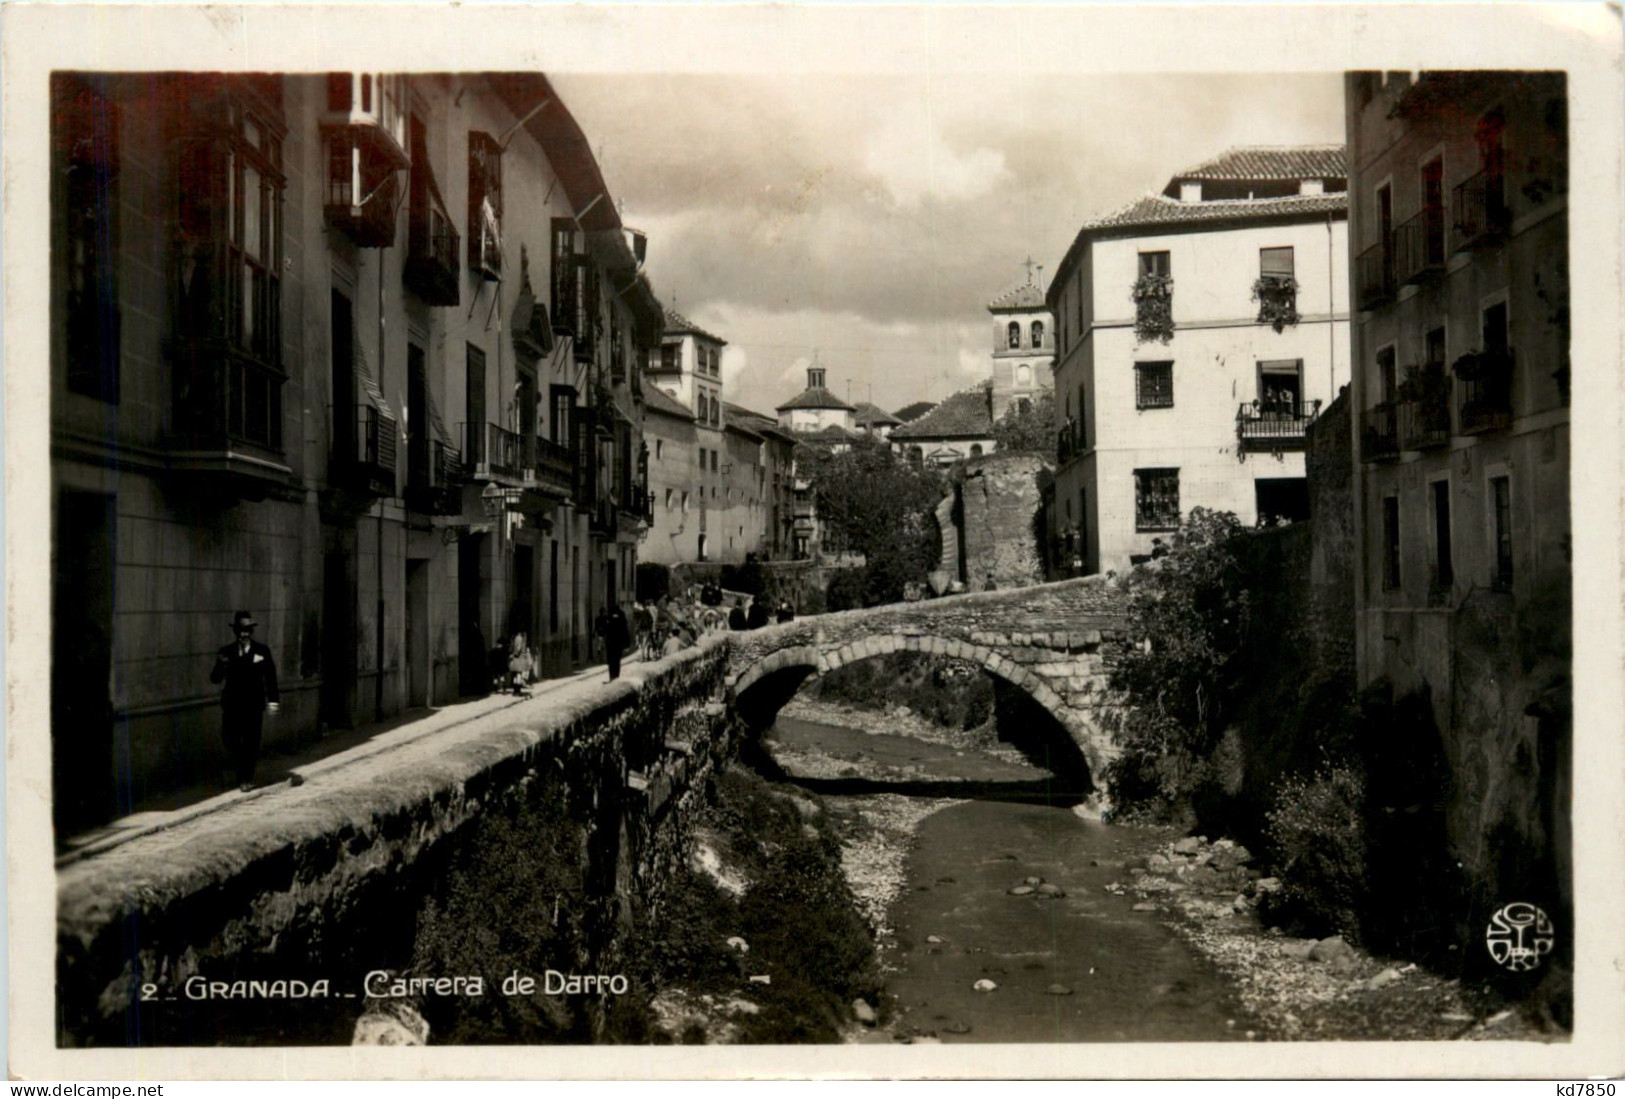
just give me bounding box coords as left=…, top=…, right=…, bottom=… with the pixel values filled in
left=1135, top=361, right=1174, bottom=409
left=1135, top=468, right=1180, bottom=532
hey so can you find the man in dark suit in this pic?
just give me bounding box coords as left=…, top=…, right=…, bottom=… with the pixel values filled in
left=211, top=611, right=280, bottom=791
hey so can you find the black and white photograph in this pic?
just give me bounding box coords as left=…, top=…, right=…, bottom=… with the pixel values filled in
left=6, top=2, right=1624, bottom=1081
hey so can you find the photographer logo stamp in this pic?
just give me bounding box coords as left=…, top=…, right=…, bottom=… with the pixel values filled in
left=1484, top=902, right=1555, bottom=972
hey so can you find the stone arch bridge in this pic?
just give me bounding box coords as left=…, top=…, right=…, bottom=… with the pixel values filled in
left=722, top=576, right=1132, bottom=786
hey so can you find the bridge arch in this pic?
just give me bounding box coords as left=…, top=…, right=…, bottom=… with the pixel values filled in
left=727, top=632, right=1112, bottom=787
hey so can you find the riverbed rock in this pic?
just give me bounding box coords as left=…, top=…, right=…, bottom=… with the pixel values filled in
left=926, top=934, right=947, bottom=944
left=972, top=979, right=998, bottom=993
left=852, top=998, right=878, bottom=1025
left=1046, top=984, right=1074, bottom=996
left=1008, top=885, right=1035, bottom=896
left=1131, top=901, right=1158, bottom=912
left=1036, top=883, right=1066, bottom=898
left=1253, top=876, right=1283, bottom=895
left=1365, top=968, right=1403, bottom=991
left=1147, top=854, right=1174, bottom=874
left=1172, top=837, right=1202, bottom=855
left=1024, top=876, right=1045, bottom=886
left=726, top=936, right=749, bottom=954
left=1282, top=940, right=1318, bottom=961
left=1309, top=936, right=1354, bottom=964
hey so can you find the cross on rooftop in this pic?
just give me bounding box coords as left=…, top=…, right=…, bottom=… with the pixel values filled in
left=1022, top=256, right=1036, bottom=284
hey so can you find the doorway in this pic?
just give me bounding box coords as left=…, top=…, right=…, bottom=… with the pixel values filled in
left=458, top=532, right=487, bottom=696
left=405, top=558, right=429, bottom=709
left=52, top=491, right=117, bottom=833
left=1255, top=478, right=1310, bottom=525
left=322, top=536, right=358, bottom=728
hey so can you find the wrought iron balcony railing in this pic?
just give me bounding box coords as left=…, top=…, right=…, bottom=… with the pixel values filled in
left=525, top=435, right=575, bottom=500
left=460, top=421, right=525, bottom=482
left=1361, top=403, right=1399, bottom=462
left=1392, top=207, right=1447, bottom=286
left=1453, top=169, right=1510, bottom=252
left=1236, top=399, right=1320, bottom=451
left=331, top=403, right=398, bottom=496
left=1396, top=374, right=1452, bottom=450
left=404, top=439, right=465, bottom=514
left=1355, top=239, right=1394, bottom=310
left=1456, top=349, right=1515, bottom=435
left=404, top=186, right=460, bottom=306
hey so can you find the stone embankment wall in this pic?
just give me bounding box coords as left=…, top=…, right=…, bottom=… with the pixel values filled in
left=55, top=641, right=743, bottom=1046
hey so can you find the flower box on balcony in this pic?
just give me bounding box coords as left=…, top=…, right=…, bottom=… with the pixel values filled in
left=1131, top=273, right=1175, bottom=345
left=1252, top=275, right=1301, bottom=332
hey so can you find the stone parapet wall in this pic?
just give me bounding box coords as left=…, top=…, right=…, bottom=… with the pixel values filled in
left=56, top=642, right=740, bottom=1046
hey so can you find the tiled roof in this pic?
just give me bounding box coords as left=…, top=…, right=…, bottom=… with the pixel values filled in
left=663, top=307, right=727, bottom=346
left=1171, top=145, right=1347, bottom=183
left=776, top=385, right=856, bottom=412
left=852, top=401, right=902, bottom=427
left=889, top=387, right=994, bottom=440
left=1082, top=191, right=1347, bottom=234
left=988, top=281, right=1046, bottom=311
left=642, top=384, right=694, bottom=421
left=893, top=400, right=936, bottom=424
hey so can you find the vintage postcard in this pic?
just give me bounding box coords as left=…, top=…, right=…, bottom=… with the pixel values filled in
left=5, top=2, right=1623, bottom=1081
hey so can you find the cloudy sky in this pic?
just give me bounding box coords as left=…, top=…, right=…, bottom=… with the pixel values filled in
left=552, top=72, right=1345, bottom=416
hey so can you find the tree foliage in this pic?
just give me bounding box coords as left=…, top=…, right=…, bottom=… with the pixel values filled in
left=991, top=390, right=1056, bottom=456
left=1104, top=507, right=1251, bottom=816
left=797, top=434, right=946, bottom=605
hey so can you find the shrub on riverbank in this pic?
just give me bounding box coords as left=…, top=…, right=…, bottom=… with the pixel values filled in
left=808, top=652, right=994, bottom=732
left=616, top=766, right=882, bottom=1043
left=1260, top=762, right=1367, bottom=941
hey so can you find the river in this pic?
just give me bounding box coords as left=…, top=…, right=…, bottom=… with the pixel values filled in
left=764, top=712, right=1250, bottom=1043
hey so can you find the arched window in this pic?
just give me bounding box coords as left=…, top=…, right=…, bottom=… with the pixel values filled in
left=970, top=443, right=984, bottom=457
left=1007, top=321, right=1021, bottom=349
left=1031, top=320, right=1044, bottom=347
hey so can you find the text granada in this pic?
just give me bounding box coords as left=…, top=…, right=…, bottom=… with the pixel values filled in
left=184, top=977, right=332, bottom=1000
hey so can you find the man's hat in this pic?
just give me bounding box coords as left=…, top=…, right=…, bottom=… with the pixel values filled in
left=231, top=611, right=259, bottom=630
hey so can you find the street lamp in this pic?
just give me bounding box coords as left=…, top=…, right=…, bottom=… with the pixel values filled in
left=481, top=483, right=523, bottom=518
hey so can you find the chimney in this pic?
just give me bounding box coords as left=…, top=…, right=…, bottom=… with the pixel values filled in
left=808, top=365, right=826, bottom=389
left=1179, top=180, right=1203, bottom=203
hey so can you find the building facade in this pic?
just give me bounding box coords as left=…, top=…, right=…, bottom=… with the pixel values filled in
left=1346, top=72, right=1570, bottom=927
left=1046, top=145, right=1351, bottom=575
left=890, top=385, right=997, bottom=467
left=49, top=72, right=659, bottom=829
left=640, top=384, right=698, bottom=567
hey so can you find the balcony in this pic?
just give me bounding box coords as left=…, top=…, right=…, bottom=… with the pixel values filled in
left=168, top=347, right=291, bottom=491
left=1396, top=369, right=1452, bottom=450
left=1236, top=399, right=1321, bottom=453
left=331, top=403, right=398, bottom=498
left=1392, top=208, right=1446, bottom=286
left=1354, top=239, right=1394, bottom=310
left=1453, top=170, right=1510, bottom=252
left=404, top=439, right=465, bottom=515
left=620, top=484, right=655, bottom=525
left=524, top=436, right=575, bottom=501
left=460, top=421, right=525, bottom=482
left=404, top=186, right=459, bottom=306
left=323, top=133, right=400, bottom=249
left=1455, top=349, right=1515, bottom=435
left=1361, top=403, right=1399, bottom=462
left=321, top=73, right=410, bottom=169
left=588, top=495, right=618, bottom=538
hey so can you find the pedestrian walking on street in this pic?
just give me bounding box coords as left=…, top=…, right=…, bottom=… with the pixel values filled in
left=595, top=603, right=631, bottom=681
left=210, top=611, right=280, bottom=792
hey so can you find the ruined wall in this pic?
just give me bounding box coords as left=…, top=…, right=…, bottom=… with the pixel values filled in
left=958, top=453, right=1051, bottom=589
left=55, top=641, right=742, bottom=1046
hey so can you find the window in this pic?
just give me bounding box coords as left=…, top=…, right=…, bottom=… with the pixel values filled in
left=1031, top=320, right=1045, bottom=348
left=664, top=488, right=673, bottom=509
left=1490, top=475, right=1514, bottom=590
left=468, top=132, right=503, bottom=277
left=655, top=438, right=664, bottom=460
left=711, top=450, right=719, bottom=473
left=466, top=344, right=487, bottom=462
left=1008, top=321, right=1021, bottom=350
left=1134, top=468, right=1179, bottom=531
left=1138, top=251, right=1170, bottom=278
left=546, top=386, right=572, bottom=452
left=1377, top=345, right=1397, bottom=404
left=697, top=446, right=705, bottom=469
left=1257, top=360, right=1304, bottom=415
left=1135, top=362, right=1174, bottom=409
left=1382, top=495, right=1401, bottom=590
left=970, top=444, right=984, bottom=458
left=1431, top=479, right=1454, bottom=592
left=1260, top=247, right=1295, bottom=281
left=682, top=491, right=690, bottom=513
left=55, top=75, right=120, bottom=403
